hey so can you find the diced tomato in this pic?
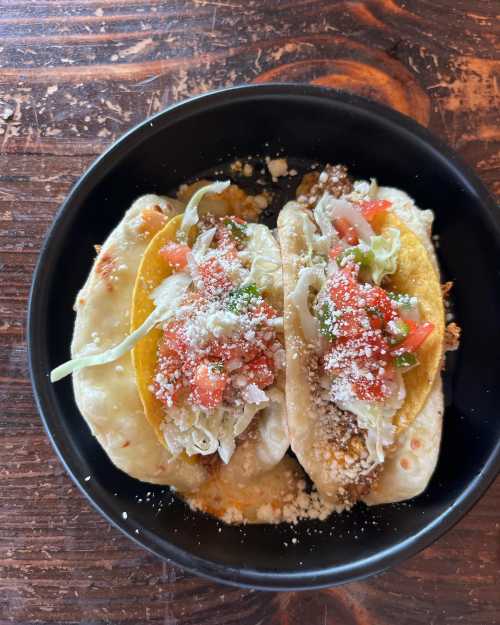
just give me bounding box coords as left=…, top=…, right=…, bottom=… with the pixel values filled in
left=139, top=207, right=167, bottom=235
left=158, top=340, right=179, bottom=361
left=394, top=321, right=434, bottom=353
left=210, top=341, right=240, bottom=363
left=214, top=226, right=239, bottom=260
left=251, top=301, right=279, bottom=320
left=156, top=352, right=180, bottom=379
left=159, top=242, right=191, bottom=271
left=367, top=309, right=384, bottom=330
left=329, top=244, right=343, bottom=261
left=162, top=320, right=187, bottom=354
left=328, top=269, right=359, bottom=309
left=351, top=350, right=393, bottom=402
left=353, top=377, right=385, bottom=401
left=208, top=337, right=258, bottom=365
left=155, top=346, right=185, bottom=407
left=241, top=345, right=261, bottom=364
left=364, top=286, right=396, bottom=323
left=193, top=362, right=227, bottom=409
left=334, top=217, right=359, bottom=245
left=383, top=361, right=397, bottom=384
left=243, top=356, right=275, bottom=388
left=337, top=310, right=366, bottom=339
left=198, top=257, right=233, bottom=293
left=359, top=199, right=391, bottom=222
left=360, top=332, right=389, bottom=366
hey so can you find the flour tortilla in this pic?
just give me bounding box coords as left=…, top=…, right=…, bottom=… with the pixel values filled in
left=71, top=194, right=209, bottom=490
left=70, top=193, right=297, bottom=521
left=278, top=192, right=445, bottom=504
left=364, top=376, right=443, bottom=504
left=278, top=206, right=338, bottom=500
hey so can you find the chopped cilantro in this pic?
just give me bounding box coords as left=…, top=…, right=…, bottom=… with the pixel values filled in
left=394, top=352, right=417, bottom=368
left=210, top=362, right=225, bottom=373
left=336, top=246, right=373, bottom=268
left=387, top=319, right=409, bottom=346
left=318, top=302, right=336, bottom=340
left=223, top=218, right=248, bottom=241
left=227, top=283, right=260, bottom=313
left=366, top=306, right=384, bottom=322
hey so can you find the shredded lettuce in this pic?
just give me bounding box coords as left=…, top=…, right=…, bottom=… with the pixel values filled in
left=50, top=272, right=192, bottom=382
left=162, top=395, right=269, bottom=464
left=50, top=309, right=163, bottom=382
left=297, top=205, right=331, bottom=260
left=176, top=180, right=230, bottom=244
left=368, top=227, right=400, bottom=284
left=338, top=373, right=405, bottom=466
left=243, top=223, right=282, bottom=293
left=162, top=406, right=220, bottom=458
left=256, top=388, right=289, bottom=466
left=312, top=192, right=337, bottom=254
left=336, top=243, right=373, bottom=269
left=218, top=397, right=269, bottom=463
left=150, top=271, right=192, bottom=311
left=245, top=255, right=281, bottom=291
left=334, top=228, right=400, bottom=285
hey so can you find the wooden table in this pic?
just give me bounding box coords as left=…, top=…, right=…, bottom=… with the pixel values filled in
left=1, top=1, right=498, bottom=623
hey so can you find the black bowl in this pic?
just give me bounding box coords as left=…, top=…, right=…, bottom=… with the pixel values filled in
left=28, top=84, right=500, bottom=590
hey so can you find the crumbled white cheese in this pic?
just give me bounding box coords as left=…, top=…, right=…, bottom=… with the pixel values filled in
left=242, top=384, right=268, bottom=404
left=206, top=310, right=239, bottom=338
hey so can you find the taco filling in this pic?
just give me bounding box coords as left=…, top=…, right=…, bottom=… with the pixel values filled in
left=145, top=214, right=284, bottom=464
left=303, top=238, right=432, bottom=462
left=49, top=161, right=452, bottom=521
left=279, top=164, right=445, bottom=505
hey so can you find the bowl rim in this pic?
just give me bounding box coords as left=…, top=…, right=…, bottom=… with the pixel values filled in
left=28, top=83, right=500, bottom=590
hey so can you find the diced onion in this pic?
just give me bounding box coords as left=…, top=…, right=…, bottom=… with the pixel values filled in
left=191, top=227, right=216, bottom=263
left=288, top=266, right=324, bottom=345
left=328, top=197, right=374, bottom=242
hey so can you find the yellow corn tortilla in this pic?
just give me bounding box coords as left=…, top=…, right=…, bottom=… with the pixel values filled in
left=372, top=210, right=445, bottom=434
left=131, top=215, right=185, bottom=447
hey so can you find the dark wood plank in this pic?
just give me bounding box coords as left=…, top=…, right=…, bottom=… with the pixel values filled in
left=0, top=1, right=498, bottom=623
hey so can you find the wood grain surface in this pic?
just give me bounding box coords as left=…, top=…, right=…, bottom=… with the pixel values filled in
left=1, top=1, right=499, bottom=623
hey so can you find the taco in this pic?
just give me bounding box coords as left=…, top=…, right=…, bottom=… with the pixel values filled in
left=278, top=165, right=446, bottom=507
left=50, top=181, right=298, bottom=522
left=130, top=180, right=290, bottom=476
